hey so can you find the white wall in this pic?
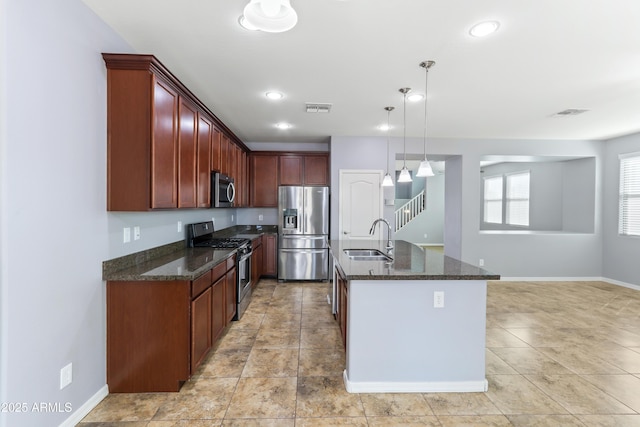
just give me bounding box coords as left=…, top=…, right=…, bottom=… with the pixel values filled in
left=331, top=135, right=604, bottom=278
left=0, top=1, right=242, bottom=425
left=603, top=132, right=640, bottom=285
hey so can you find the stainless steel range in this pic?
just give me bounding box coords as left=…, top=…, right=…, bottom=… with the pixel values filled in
left=187, top=221, right=252, bottom=320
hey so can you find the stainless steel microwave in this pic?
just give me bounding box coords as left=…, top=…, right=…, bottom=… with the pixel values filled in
left=211, top=172, right=235, bottom=208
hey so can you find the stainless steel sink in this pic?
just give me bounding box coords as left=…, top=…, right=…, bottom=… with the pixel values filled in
left=343, top=249, right=393, bottom=261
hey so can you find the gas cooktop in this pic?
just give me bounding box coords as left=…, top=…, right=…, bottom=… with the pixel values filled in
left=187, top=221, right=250, bottom=250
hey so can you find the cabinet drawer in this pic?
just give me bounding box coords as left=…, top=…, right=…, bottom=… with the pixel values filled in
left=211, top=261, right=227, bottom=283
left=191, top=270, right=212, bottom=298
left=226, top=254, right=236, bottom=271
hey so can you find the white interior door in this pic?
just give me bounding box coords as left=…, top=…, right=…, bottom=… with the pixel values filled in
left=339, top=170, right=383, bottom=240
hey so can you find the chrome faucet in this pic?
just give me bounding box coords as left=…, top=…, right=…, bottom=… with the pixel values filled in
left=369, top=218, right=393, bottom=250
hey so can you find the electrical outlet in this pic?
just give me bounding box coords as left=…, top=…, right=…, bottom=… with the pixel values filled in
left=177, top=221, right=182, bottom=232
left=123, top=227, right=131, bottom=243
left=133, top=226, right=141, bottom=240
left=423, top=233, right=428, bottom=238
left=60, top=363, right=72, bottom=390
left=259, top=214, right=264, bottom=221
left=211, top=217, right=215, bottom=226
left=231, top=214, right=234, bottom=222
left=479, top=259, right=485, bottom=266
left=434, top=291, right=445, bottom=308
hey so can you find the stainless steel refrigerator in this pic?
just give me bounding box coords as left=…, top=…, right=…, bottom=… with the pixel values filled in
left=278, top=186, right=330, bottom=281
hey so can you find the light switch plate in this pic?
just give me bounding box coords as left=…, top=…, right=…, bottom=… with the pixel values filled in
left=123, top=227, right=131, bottom=243
left=434, top=291, right=445, bottom=308
left=60, top=363, right=72, bottom=389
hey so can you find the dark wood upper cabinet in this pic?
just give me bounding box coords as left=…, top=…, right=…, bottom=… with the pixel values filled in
left=250, top=154, right=279, bottom=207
left=150, top=77, right=179, bottom=209
left=103, top=53, right=248, bottom=211
left=220, top=134, right=230, bottom=176
left=196, top=113, right=212, bottom=208
left=304, top=155, right=329, bottom=186
left=279, top=155, right=303, bottom=185
left=211, top=126, right=221, bottom=173
left=178, top=97, right=198, bottom=208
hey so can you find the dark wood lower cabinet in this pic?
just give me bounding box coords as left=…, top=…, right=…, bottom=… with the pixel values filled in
left=107, top=255, right=236, bottom=393
left=262, top=233, right=277, bottom=277
left=211, top=275, right=226, bottom=344
left=191, top=286, right=212, bottom=372
left=225, top=266, right=237, bottom=324
left=336, top=269, right=348, bottom=350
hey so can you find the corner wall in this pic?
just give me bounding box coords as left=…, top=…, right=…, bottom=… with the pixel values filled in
left=330, top=135, right=604, bottom=278
left=603, top=132, right=640, bottom=285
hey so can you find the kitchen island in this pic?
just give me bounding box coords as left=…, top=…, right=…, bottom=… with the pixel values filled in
left=329, top=239, right=500, bottom=393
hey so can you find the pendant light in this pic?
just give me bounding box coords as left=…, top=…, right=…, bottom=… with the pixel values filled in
left=416, top=60, right=435, bottom=177
left=382, top=106, right=395, bottom=187
left=398, top=87, right=412, bottom=183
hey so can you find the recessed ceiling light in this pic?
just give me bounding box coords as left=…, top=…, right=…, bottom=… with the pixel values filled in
left=408, top=93, right=424, bottom=102
left=265, top=91, right=284, bottom=100
left=469, top=20, right=500, bottom=37
left=275, top=122, right=291, bottom=130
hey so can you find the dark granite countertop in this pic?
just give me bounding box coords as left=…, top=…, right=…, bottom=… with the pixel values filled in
left=329, top=239, right=500, bottom=281
left=103, top=224, right=278, bottom=281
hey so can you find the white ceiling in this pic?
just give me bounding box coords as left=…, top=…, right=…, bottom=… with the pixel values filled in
left=82, top=0, right=640, bottom=145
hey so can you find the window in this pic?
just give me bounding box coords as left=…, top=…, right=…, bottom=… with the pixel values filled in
left=619, top=153, right=640, bottom=236
left=506, top=172, right=530, bottom=226
left=483, top=176, right=503, bottom=224
left=482, top=171, right=530, bottom=227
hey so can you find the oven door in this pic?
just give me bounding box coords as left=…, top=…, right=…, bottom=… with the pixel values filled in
left=237, top=250, right=252, bottom=305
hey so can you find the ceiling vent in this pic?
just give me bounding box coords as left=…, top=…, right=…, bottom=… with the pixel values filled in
left=552, top=108, right=589, bottom=117
left=305, top=103, right=332, bottom=113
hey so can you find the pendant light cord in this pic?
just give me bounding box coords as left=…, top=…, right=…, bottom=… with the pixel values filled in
left=401, top=88, right=409, bottom=167
left=420, top=61, right=435, bottom=161
left=386, top=107, right=392, bottom=173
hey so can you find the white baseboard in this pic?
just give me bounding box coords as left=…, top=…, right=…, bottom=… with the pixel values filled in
left=343, top=370, right=488, bottom=393
left=496, top=276, right=639, bottom=291
left=59, top=385, right=108, bottom=427
left=601, top=277, right=640, bottom=291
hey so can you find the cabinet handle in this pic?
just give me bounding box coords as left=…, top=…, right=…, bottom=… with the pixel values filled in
left=343, top=231, right=349, bottom=235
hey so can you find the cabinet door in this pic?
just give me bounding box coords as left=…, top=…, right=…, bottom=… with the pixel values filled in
left=211, top=127, right=221, bottom=173
left=225, top=266, right=237, bottom=323
left=338, top=275, right=348, bottom=349
left=191, top=287, right=212, bottom=372
left=262, top=234, right=278, bottom=277
left=220, top=134, right=230, bottom=175
left=178, top=97, right=198, bottom=208
left=250, top=155, right=279, bottom=207
left=304, top=155, right=329, bottom=186
left=211, top=276, right=226, bottom=343
left=196, top=113, right=212, bottom=208
left=241, top=150, right=248, bottom=206
left=279, top=155, right=303, bottom=185
left=151, top=77, right=178, bottom=208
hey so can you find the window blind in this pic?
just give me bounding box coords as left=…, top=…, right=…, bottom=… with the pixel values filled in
left=506, top=172, right=530, bottom=226
left=619, top=153, right=640, bottom=236
left=483, top=176, right=503, bottom=224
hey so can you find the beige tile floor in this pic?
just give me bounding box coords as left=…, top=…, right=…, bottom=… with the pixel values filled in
left=79, top=279, right=640, bottom=426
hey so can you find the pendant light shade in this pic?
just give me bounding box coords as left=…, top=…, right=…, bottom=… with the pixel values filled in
left=382, top=106, right=395, bottom=187
left=398, top=168, right=412, bottom=182
left=416, top=60, right=435, bottom=178
left=398, top=87, right=412, bottom=183
left=416, top=160, right=434, bottom=177
left=243, top=0, right=298, bottom=33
